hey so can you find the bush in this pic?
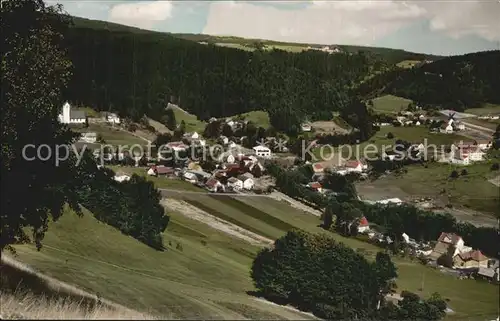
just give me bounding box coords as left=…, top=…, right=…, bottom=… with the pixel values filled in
left=460, top=169, right=468, bottom=176
left=491, top=163, right=499, bottom=171
left=387, top=132, right=394, bottom=139
left=449, top=170, right=459, bottom=178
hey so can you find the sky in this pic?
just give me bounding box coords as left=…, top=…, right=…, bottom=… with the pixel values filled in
left=47, top=0, right=500, bottom=56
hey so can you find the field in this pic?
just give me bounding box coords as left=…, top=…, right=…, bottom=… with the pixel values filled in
left=371, top=95, right=413, bottom=114
left=464, top=104, right=500, bottom=116
left=11, top=208, right=313, bottom=320
left=168, top=105, right=206, bottom=133
left=107, top=165, right=206, bottom=192
left=71, top=124, right=147, bottom=147
left=313, top=126, right=468, bottom=161
left=357, top=161, right=500, bottom=215
left=12, top=193, right=499, bottom=320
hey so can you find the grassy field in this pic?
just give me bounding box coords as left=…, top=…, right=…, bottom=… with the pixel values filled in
left=313, top=126, right=468, bottom=160
left=11, top=192, right=499, bottom=319
left=371, top=95, right=413, bottom=114
left=464, top=104, right=500, bottom=116
left=239, top=110, right=271, bottom=128
left=107, top=165, right=207, bottom=192
left=462, top=117, right=500, bottom=130
left=168, top=105, right=206, bottom=133
left=359, top=161, right=500, bottom=215
left=71, top=124, right=146, bottom=146
left=12, top=208, right=312, bottom=319
left=168, top=194, right=499, bottom=319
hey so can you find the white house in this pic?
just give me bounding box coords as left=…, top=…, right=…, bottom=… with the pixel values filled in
left=113, top=174, right=130, bottom=182
left=468, top=148, right=485, bottom=162
left=344, top=160, right=363, bottom=173
left=456, top=122, right=465, bottom=131
left=183, top=172, right=198, bottom=183
left=79, top=132, right=97, bottom=143
left=219, top=136, right=229, bottom=145
left=220, top=153, right=236, bottom=164
left=227, top=177, right=243, bottom=190
left=252, top=145, right=271, bottom=158
left=442, top=123, right=454, bottom=134
left=58, top=102, right=86, bottom=124
left=184, top=132, right=199, bottom=140
left=238, top=174, right=254, bottom=190
left=106, top=113, right=120, bottom=124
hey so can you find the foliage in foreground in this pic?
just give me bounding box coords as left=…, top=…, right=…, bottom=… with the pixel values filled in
left=251, top=230, right=447, bottom=320
left=1, top=0, right=81, bottom=251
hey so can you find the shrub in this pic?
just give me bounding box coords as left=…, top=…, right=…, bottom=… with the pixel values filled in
left=491, top=163, right=499, bottom=171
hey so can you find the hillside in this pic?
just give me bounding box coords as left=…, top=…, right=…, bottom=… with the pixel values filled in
left=356, top=50, right=500, bottom=111
left=65, top=16, right=442, bottom=136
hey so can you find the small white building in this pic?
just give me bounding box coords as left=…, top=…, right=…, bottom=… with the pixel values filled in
left=252, top=145, right=271, bottom=158
left=184, top=132, right=200, bottom=140
left=301, top=123, right=312, bottom=132
left=476, top=140, right=492, bottom=151
left=227, top=177, right=243, bottom=190
left=183, top=172, right=198, bottom=183
left=58, top=102, right=86, bottom=124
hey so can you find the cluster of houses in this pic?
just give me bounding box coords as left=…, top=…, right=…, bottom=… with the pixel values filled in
left=58, top=102, right=121, bottom=125
left=145, top=152, right=268, bottom=193
left=448, top=140, right=492, bottom=165
left=477, top=114, right=500, bottom=120
left=427, top=232, right=499, bottom=282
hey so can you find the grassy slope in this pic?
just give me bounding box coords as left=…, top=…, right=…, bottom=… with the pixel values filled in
left=239, top=110, right=271, bottom=128
left=12, top=208, right=313, bottom=320
left=12, top=194, right=499, bottom=319
left=464, top=104, right=500, bottom=116
left=371, top=94, right=413, bottom=114
left=178, top=195, right=499, bottom=320
left=168, top=105, right=206, bottom=133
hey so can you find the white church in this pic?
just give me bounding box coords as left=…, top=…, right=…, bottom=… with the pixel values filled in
left=58, top=102, right=86, bottom=124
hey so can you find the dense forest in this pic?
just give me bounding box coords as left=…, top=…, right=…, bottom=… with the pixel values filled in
left=356, top=50, right=500, bottom=111
left=62, top=17, right=400, bottom=133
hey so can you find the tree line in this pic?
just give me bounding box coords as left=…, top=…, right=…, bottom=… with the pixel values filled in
left=1, top=0, right=168, bottom=252
left=251, top=230, right=447, bottom=320
left=355, top=50, right=500, bottom=111
left=62, top=20, right=388, bottom=134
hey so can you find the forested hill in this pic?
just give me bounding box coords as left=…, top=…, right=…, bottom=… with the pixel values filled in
left=356, top=50, right=500, bottom=111
left=64, top=16, right=400, bottom=133
left=72, top=16, right=440, bottom=64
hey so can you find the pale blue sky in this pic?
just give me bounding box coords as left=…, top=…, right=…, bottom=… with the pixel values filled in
left=51, top=1, right=500, bottom=56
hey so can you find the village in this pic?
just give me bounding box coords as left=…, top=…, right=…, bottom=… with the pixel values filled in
left=60, top=101, right=499, bottom=285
